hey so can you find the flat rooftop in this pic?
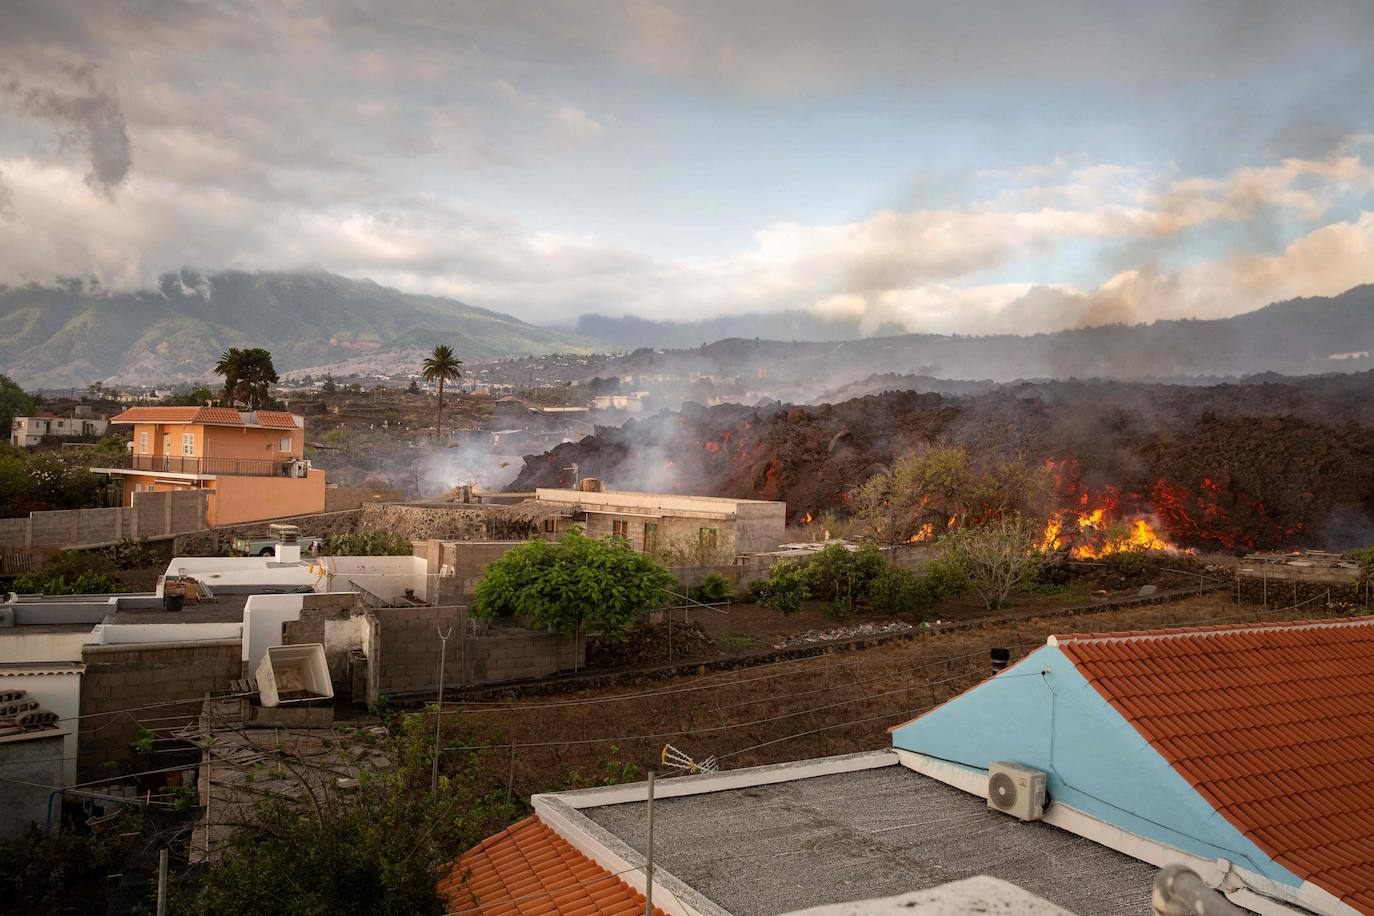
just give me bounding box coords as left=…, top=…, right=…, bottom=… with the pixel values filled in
left=108, top=593, right=252, bottom=625
left=581, top=762, right=1155, bottom=916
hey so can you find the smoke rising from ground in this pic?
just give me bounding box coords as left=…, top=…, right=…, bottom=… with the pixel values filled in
left=4, top=66, right=131, bottom=194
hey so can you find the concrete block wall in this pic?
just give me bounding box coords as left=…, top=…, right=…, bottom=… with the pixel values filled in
left=77, top=639, right=241, bottom=779
left=324, top=485, right=405, bottom=512
left=372, top=605, right=468, bottom=695
left=0, top=491, right=206, bottom=549
left=464, top=628, right=585, bottom=685
left=281, top=593, right=365, bottom=698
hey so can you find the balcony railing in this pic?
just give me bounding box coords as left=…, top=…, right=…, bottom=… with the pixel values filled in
left=105, top=453, right=299, bottom=477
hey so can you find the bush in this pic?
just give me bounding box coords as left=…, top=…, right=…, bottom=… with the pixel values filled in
left=923, top=559, right=968, bottom=601
left=319, top=531, right=412, bottom=556
left=870, top=565, right=934, bottom=619
left=0, top=812, right=142, bottom=912
left=742, top=578, right=768, bottom=603
left=11, top=550, right=126, bottom=595
left=102, top=537, right=159, bottom=570
left=808, top=544, right=886, bottom=618
left=689, top=572, right=734, bottom=603
left=756, top=559, right=812, bottom=615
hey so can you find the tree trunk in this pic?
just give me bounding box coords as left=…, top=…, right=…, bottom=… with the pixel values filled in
left=436, top=379, right=445, bottom=443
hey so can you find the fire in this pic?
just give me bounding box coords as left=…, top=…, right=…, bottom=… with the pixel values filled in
left=908, top=522, right=935, bottom=543
left=1039, top=507, right=1179, bottom=559
left=799, top=512, right=814, bottom=525
left=704, top=441, right=720, bottom=453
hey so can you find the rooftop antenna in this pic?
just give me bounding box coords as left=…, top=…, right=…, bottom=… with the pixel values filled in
left=564, top=463, right=579, bottom=487
left=661, top=744, right=717, bottom=775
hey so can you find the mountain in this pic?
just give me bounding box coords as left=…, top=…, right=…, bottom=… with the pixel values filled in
left=591, top=285, right=1374, bottom=390
left=570, top=310, right=894, bottom=349
left=0, top=271, right=597, bottom=387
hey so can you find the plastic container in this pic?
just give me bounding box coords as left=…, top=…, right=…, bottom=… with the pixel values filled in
left=163, top=593, right=185, bottom=613
left=255, top=644, right=333, bottom=707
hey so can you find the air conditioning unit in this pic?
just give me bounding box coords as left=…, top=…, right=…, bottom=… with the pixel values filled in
left=987, top=761, right=1047, bottom=821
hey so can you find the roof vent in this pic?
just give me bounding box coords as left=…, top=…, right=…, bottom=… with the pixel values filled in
left=987, top=761, right=1046, bottom=821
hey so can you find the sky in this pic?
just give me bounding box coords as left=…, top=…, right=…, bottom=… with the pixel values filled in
left=3, top=0, right=1374, bottom=335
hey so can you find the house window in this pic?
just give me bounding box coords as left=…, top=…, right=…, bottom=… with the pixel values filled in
left=181, top=432, right=194, bottom=456
left=643, top=522, right=659, bottom=555
left=699, top=527, right=718, bottom=549
left=612, top=519, right=629, bottom=539
left=139, top=431, right=149, bottom=453
left=543, top=518, right=557, bottom=534
left=279, top=436, right=291, bottom=452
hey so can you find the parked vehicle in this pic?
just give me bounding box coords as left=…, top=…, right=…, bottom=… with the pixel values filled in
left=231, top=535, right=323, bottom=557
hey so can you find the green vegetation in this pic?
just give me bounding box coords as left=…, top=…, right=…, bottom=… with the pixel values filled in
left=0, top=374, right=35, bottom=435
left=850, top=446, right=1051, bottom=544
left=0, top=811, right=144, bottom=913
left=473, top=528, right=675, bottom=646
left=178, top=713, right=512, bottom=916
left=161, top=385, right=216, bottom=406
left=214, top=347, right=279, bottom=409
left=561, top=745, right=640, bottom=790
left=319, top=530, right=413, bottom=556
left=0, top=446, right=111, bottom=517
left=420, top=344, right=463, bottom=441
left=12, top=550, right=128, bottom=594
left=756, top=547, right=966, bottom=620
left=937, top=513, right=1044, bottom=609
left=102, top=537, right=160, bottom=569
left=688, top=571, right=734, bottom=603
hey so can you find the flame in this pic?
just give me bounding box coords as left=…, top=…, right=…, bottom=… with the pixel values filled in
left=908, top=522, right=935, bottom=543
left=799, top=512, right=814, bottom=525
left=704, top=441, right=720, bottom=453
left=1039, top=508, right=1179, bottom=559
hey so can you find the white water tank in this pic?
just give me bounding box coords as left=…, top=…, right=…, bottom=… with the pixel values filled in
left=256, top=644, right=333, bottom=707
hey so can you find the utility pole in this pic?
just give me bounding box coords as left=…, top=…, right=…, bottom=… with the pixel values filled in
left=431, top=625, right=453, bottom=796
left=644, top=770, right=656, bottom=916
left=156, top=847, right=168, bottom=916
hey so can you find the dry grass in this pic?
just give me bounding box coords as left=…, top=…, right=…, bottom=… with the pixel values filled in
left=442, top=591, right=1341, bottom=804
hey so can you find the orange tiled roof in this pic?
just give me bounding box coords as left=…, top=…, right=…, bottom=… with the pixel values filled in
left=441, top=816, right=665, bottom=915
left=252, top=410, right=298, bottom=429
left=1054, top=617, right=1374, bottom=912
left=111, top=406, right=300, bottom=428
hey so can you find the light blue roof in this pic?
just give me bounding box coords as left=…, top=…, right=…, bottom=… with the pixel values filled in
left=890, top=644, right=1303, bottom=888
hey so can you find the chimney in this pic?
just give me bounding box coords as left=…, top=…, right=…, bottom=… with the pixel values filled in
left=579, top=477, right=606, bottom=493
left=456, top=484, right=473, bottom=503
left=270, top=523, right=301, bottom=563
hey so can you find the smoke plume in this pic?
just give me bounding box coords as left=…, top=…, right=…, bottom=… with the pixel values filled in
left=5, top=66, right=131, bottom=194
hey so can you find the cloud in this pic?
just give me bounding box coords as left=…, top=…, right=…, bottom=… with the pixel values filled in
left=3, top=66, right=131, bottom=193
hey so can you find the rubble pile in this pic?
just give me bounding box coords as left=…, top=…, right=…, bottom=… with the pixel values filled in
left=513, top=373, right=1374, bottom=550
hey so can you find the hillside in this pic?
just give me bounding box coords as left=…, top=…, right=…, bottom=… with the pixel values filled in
left=592, top=285, right=1374, bottom=387
left=0, top=271, right=597, bottom=387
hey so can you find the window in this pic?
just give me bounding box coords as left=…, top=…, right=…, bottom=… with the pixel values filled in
left=139, top=431, right=149, bottom=453
left=699, top=527, right=718, bottom=549
left=612, top=519, right=629, bottom=539
left=643, top=522, right=659, bottom=555
left=279, top=436, right=291, bottom=452
left=182, top=432, right=194, bottom=456
left=543, top=518, right=557, bottom=534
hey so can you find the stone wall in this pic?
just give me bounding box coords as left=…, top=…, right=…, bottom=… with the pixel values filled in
left=77, top=639, right=241, bottom=779
left=173, top=507, right=363, bottom=555
left=0, top=490, right=209, bottom=549
left=324, top=485, right=406, bottom=512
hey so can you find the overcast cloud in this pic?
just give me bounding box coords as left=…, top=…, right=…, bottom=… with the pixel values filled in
left=2, top=1, right=1374, bottom=335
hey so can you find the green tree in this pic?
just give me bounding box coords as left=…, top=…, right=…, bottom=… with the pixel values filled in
left=756, top=559, right=812, bottom=615
left=807, top=544, right=886, bottom=618
left=321, top=373, right=337, bottom=394
left=162, top=385, right=215, bottom=407
left=215, top=348, right=279, bottom=409
left=179, top=713, right=509, bottom=916
left=421, top=345, right=463, bottom=442
left=938, top=513, right=1044, bottom=609
left=851, top=446, right=1052, bottom=544
left=0, top=375, right=35, bottom=437
left=473, top=529, right=674, bottom=661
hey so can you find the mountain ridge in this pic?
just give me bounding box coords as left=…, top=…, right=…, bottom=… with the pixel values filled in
left=0, top=270, right=597, bottom=387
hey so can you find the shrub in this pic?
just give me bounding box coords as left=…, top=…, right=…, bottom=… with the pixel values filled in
left=102, top=537, right=159, bottom=570
left=923, top=559, right=969, bottom=601
left=742, top=578, right=768, bottom=603
left=809, top=544, right=886, bottom=618
left=689, top=572, right=734, bottom=603
left=319, top=531, right=412, bottom=556
left=11, top=550, right=126, bottom=595
left=756, top=559, right=812, bottom=615
left=938, top=514, right=1043, bottom=609
left=870, top=565, right=934, bottom=620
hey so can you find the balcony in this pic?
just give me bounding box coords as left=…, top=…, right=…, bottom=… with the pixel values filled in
left=102, top=453, right=301, bottom=477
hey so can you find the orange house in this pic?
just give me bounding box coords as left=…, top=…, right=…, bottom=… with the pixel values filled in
left=94, top=407, right=326, bottom=527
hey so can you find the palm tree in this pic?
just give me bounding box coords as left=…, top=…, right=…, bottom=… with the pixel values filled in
left=214, top=348, right=246, bottom=407
left=214, top=347, right=279, bottom=409
left=421, top=344, right=463, bottom=442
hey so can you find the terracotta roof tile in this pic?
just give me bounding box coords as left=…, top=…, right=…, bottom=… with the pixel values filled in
left=1054, top=617, right=1374, bottom=912
left=252, top=410, right=298, bottom=429
left=442, top=816, right=667, bottom=915
left=110, top=406, right=200, bottom=424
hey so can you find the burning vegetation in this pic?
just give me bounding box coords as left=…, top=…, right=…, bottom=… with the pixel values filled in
left=512, top=373, right=1374, bottom=552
